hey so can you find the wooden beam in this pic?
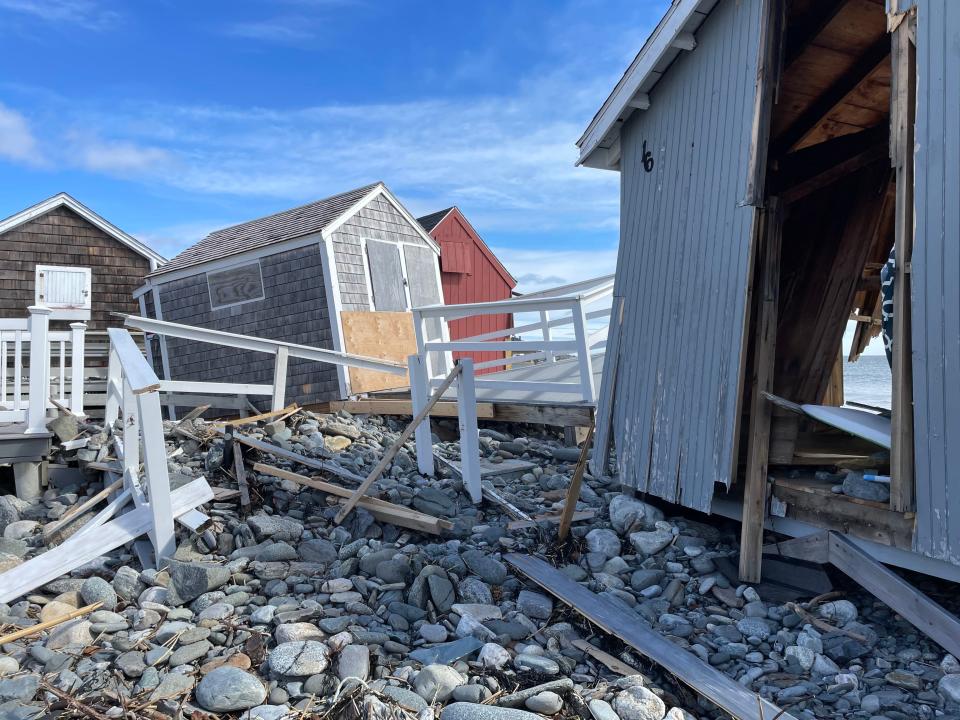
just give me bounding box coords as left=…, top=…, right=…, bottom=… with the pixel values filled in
left=745, top=0, right=786, bottom=205
left=42, top=476, right=124, bottom=540
left=780, top=142, right=888, bottom=205
left=762, top=530, right=831, bottom=563
left=558, top=422, right=595, bottom=542
left=506, top=554, right=798, bottom=720
left=491, top=403, right=594, bottom=427
left=889, top=19, right=916, bottom=513
left=225, top=430, right=366, bottom=485
left=740, top=199, right=783, bottom=583
left=333, top=364, right=462, bottom=525
left=774, top=35, right=890, bottom=156
left=782, top=0, right=848, bottom=70
left=321, top=399, right=495, bottom=419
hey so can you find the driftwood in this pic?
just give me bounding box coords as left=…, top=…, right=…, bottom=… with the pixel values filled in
left=0, top=602, right=102, bottom=646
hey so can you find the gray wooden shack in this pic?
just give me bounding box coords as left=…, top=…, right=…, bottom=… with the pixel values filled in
left=579, top=0, right=960, bottom=580
left=134, top=182, right=444, bottom=406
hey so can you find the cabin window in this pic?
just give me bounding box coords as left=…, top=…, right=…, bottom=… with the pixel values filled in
left=35, top=265, right=92, bottom=320
left=207, top=261, right=265, bottom=310
left=365, top=240, right=409, bottom=311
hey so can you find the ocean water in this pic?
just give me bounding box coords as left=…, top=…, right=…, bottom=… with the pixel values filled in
left=843, top=354, right=892, bottom=409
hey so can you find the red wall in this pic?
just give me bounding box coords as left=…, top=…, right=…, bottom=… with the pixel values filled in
left=429, top=210, right=515, bottom=374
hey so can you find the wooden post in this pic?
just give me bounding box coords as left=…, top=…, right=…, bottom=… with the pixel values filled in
left=137, top=389, right=175, bottom=563
left=558, top=422, right=595, bottom=542
left=540, top=310, right=555, bottom=363
left=408, top=354, right=435, bottom=476
left=122, top=379, right=140, bottom=478
left=890, top=16, right=916, bottom=513
left=590, top=296, right=624, bottom=477
left=69, top=322, right=86, bottom=417
left=104, top=346, right=121, bottom=427
left=271, top=346, right=289, bottom=411
left=25, top=305, right=52, bottom=434
left=457, top=358, right=482, bottom=503
left=739, top=199, right=782, bottom=583
left=572, top=300, right=596, bottom=404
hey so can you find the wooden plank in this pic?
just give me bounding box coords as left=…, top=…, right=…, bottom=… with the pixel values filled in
left=571, top=638, right=638, bottom=676
left=827, top=532, right=960, bottom=660
left=233, top=438, right=251, bottom=509
left=507, top=510, right=595, bottom=531
left=0, top=602, right=102, bottom=646
left=740, top=199, right=782, bottom=583
left=506, top=554, right=798, bottom=720
left=334, top=363, right=462, bottom=524
left=558, top=422, right=594, bottom=542
left=762, top=530, right=832, bottom=564
left=0, top=477, right=212, bottom=604
left=226, top=430, right=366, bottom=485
left=213, top=403, right=299, bottom=427
left=889, top=19, right=916, bottom=513
left=491, top=403, right=594, bottom=428
left=323, top=399, right=495, bottom=419
left=42, top=476, right=124, bottom=540
left=252, top=463, right=452, bottom=534
left=341, top=311, right=416, bottom=394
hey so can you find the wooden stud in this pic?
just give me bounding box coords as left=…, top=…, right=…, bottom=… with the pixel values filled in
left=333, top=363, right=462, bottom=525
left=558, top=422, right=595, bottom=542
left=739, top=199, right=783, bottom=584
left=889, top=17, right=916, bottom=513
left=233, top=438, right=250, bottom=510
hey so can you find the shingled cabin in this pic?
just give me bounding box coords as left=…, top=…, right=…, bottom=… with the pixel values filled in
left=418, top=207, right=516, bottom=375
left=0, top=192, right=165, bottom=330
left=134, top=182, right=446, bottom=408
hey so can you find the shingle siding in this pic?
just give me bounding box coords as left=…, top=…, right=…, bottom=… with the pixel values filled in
left=154, top=244, right=339, bottom=406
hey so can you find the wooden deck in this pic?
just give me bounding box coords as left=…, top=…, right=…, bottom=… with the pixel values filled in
left=0, top=423, right=52, bottom=463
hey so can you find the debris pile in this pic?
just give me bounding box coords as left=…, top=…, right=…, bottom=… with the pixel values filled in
left=0, top=408, right=957, bottom=719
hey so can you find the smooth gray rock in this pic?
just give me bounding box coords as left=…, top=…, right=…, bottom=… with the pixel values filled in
left=298, top=538, right=337, bottom=564
left=413, top=664, right=466, bottom=702
left=381, top=686, right=428, bottom=712
left=268, top=641, right=329, bottom=676
left=842, top=471, right=890, bottom=502
left=337, top=644, right=369, bottom=681
left=629, top=525, right=674, bottom=556
left=247, top=515, right=304, bottom=542
left=517, top=590, right=553, bottom=620
left=585, top=529, right=621, bottom=559
left=0, top=674, right=39, bottom=702
left=462, top=550, right=507, bottom=584
left=525, top=691, right=563, bottom=714
left=195, top=667, right=267, bottom=712
left=609, top=496, right=664, bottom=534
left=80, top=576, right=118, bottom=611
left=588, top=699, right=619, bottom=720
left=167, top=560, right=231, bottom=606
left=612, top=686, right=666, bottom=720
left=441, top=702, right=543, bottom=720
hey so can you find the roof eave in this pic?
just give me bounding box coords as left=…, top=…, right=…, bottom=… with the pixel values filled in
left=576, top=0, right=716, bottom=170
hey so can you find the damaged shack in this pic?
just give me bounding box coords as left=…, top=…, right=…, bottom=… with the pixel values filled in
left=579, top=0, right=960, bottom=581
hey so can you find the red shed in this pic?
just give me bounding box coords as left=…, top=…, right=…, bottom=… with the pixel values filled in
left=418, top=207, right=516, bottom=374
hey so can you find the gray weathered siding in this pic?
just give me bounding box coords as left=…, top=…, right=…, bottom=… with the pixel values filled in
left=331, top=195, right=430, bottom=311
left=154, top=244, right=339, bottom=406
left=608, top=0, right=764, bottom=511
left=911, top=0, right=960, bottom=563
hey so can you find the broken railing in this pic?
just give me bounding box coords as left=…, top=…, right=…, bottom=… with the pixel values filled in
left=120, top=315, right=481, bottom=500
left=0, top=305, right=88, bottom=431
left=411, top=274, right=615, bottom=405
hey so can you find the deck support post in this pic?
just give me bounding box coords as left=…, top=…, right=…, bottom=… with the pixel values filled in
left=271, top=346, right=289, bottom=411
left=25, top=305, right=51, bottom=435
left=456, top=358, right=482, bottom=503
left=138, top=389, right=175, bottom=564
left=739, top=199, right=782, bottom=583
left=13, top=462, right=42, bottom=501
left=408, top=354, right=435, bottom=476
left=69, top=322, right=86, bottom=417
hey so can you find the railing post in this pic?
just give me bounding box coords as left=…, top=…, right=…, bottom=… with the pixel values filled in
left=272, top=346, right=289, bottom=411
left=25, top=305, right=52, bottom=434
left=456, top=358, right=482, bottom=503
left=572, top=299, right=596, bottom=404
left=138, top=389, right=175, bottom=563
left=69, top=322, right=86, bottom=417
left=540, top=310, right=555, bottom=363
left=408, top=354, right=434, bottom=476
left=122, top=378, right=140, bottom=477
left=412, top=309, right=430, bottom=379
left=104, top=346, right=122, bottom=427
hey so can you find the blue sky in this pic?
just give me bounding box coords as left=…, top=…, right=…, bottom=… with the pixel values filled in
left=0, top=0, right=671, bottom=293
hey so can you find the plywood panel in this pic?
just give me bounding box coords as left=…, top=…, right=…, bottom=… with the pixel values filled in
left=341, top=311, right=414, bottom=394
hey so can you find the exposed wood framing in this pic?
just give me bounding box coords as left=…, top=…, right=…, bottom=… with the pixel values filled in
left=889, top=16, right=916, bottom=513
left=558, top=421, right=595, bottom=542
left=740, top=199, right=783, bottom=583
left=782, top=0, right=847, bottom=70
left=774, top=34, right=891, bottom=156
left=764, top=530, right=960, bottom=660
left=319, top=399, right=495, bottom=419
left=746, top=0, right=786, bottom=205
left=506, top=554, right=798, bottom=720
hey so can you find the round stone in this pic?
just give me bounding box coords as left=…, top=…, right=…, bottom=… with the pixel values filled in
left=81, top=576, right=118, bottom=611
left=526, top=691, right=563, bottom=714
left=195, top=666, right=266, bottom=712
left=267, top=641, right=329, bottom=676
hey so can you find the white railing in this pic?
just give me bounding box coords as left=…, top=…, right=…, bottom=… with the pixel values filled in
left=411, top=274, right=615, bottom=405
left=0, top=306, right=87, bottom=431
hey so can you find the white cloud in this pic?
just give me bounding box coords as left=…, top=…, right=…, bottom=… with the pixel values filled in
left=135, top=220, right=234, bottom=260
left=493, top=246, right=619, bottom=295
left=0, top=103, right=43, bottom=165
left=69, top=134, right=173, bottom=175
left=223, top=17, right=318, bottom=44
left=0, top=0, right=118, bottom=30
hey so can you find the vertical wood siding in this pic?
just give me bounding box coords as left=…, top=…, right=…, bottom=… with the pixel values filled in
left=154, top=244, right=339, bottom=407
left=911, top=0, right=960, bottom=563
left=430, top=210, right=515, bottom=374
left=0, top=206, right=150, bottom=330
left=609, top=0, right=764, bottom=511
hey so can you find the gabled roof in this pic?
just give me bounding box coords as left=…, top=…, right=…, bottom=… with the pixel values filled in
left=577, top=0, right=716, bottom=169
left=151, top=182, right=439, bottom=277
left=0, top=192, right=167, bottom=266
left=418, top=206, right=516, bottom=288
left=417, top=207, right=454, bottom=234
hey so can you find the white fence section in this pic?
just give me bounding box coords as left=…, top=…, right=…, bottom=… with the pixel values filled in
left=411, top=274, right=615, bottom=405
left=0, top=306, right=87, bottom=431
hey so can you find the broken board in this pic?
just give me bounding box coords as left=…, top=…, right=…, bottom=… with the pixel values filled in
left=447, top=457, right=537, bottom=482
left=340, top=311, right=415, bottom=394
left=800, top=404, right=891, bottom=449
left=506, top=553, right=798, bottom=720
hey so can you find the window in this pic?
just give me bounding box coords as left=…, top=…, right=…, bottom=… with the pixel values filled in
left=35, top=265, right=92, bottom=320
left=207, top=261, right=265, bottom=310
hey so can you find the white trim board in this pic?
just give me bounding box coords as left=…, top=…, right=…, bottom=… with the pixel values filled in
left=323, top=184, right=441, bottom=255
left=0, top=192, right=166, bottom=266
left=576, top=0, right=717, bottom=169
left=320, top=237, right=350, bottom=398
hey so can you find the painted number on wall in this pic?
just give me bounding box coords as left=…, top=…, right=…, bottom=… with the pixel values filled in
left=642, top=140, right=655, bottom=173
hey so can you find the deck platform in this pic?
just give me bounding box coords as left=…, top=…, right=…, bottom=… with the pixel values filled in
left=0, top=423, right=52, bottom=464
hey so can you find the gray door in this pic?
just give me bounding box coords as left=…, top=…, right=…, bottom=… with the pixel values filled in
left=404, top=245, right=447, bottom=373
left=366, top=240, right=407, bottom=311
